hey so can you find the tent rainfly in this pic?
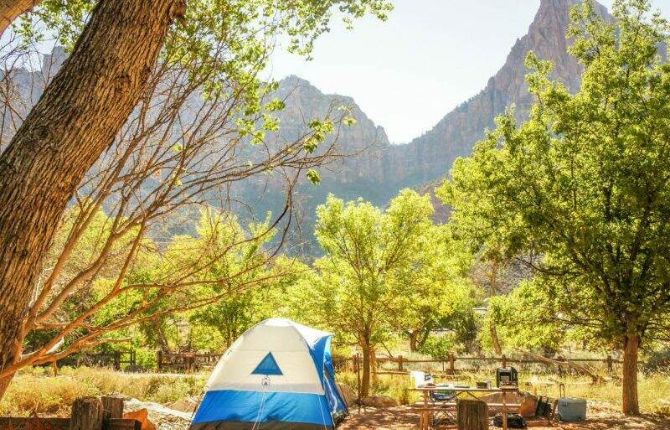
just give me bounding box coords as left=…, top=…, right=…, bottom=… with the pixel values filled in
left=190, top=318, right=348, bottom=429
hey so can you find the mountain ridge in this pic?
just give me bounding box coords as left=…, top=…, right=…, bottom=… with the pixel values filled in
left=375, top=0, right=609, bottom=188
left=232, top=0, right=612, bottom=249
left=2, top=0, right=612, bottom=252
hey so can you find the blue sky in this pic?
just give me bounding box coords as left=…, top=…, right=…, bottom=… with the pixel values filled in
left=268, top=0, right=670, bottom=144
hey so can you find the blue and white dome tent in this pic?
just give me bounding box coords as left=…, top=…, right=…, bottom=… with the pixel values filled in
left=190, top=318, right=348, bottom=430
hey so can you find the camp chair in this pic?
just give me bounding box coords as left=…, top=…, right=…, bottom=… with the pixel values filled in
left=429, top=385, right=470, bottom=427
left=430, top=384, right=466, bottom=403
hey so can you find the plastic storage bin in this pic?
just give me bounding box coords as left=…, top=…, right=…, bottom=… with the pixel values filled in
left=557, top=398, right=587, bottom=422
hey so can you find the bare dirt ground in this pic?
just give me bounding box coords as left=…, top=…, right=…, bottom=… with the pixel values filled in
left=340, top=406, right=419, bottom=429
left=339, top=405, right=670, bottom=430
left=126, top=397, right=670, bottom=430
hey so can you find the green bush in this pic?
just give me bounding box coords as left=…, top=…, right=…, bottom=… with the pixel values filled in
left=419, top=334, right=455, bottom=359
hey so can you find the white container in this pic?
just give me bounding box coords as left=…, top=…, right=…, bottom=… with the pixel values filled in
left=410, top=370, right=434, bottom=387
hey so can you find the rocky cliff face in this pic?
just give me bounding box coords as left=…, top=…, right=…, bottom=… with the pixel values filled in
left=232, top=76, right=397, bottom=252
left=185, top=0, right=612, bottom=251
left=1, top=0, right=610, bottom=253
left=275, top=75, right=391, bottom=188
left=379, top=0, right=609, bottom=188
left=282, top=0, right=609, bottom=202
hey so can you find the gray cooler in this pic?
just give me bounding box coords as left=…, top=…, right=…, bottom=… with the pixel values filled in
left=557, top=397, right=587, bottom=422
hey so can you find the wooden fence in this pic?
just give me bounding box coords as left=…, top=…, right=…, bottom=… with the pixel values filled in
left=156, top=350, right=219, bottom=372
left=152, top=351, right=623, bottom=375
left=335, top=353, right=622, bottom=376
left=44, top=348, right=622, bottom=377
left=55, top=350, right=137, bottom=371
left=0, top=397, right=139, bottom=430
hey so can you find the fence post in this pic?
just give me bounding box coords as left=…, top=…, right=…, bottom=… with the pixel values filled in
left=69, top=397, right=103, bottom=430
left=157, top=350, right=163, bottom=372
left=398, top=355, right=404, bottom=372
left=449, top=353, right=455, bottom=374
left=606, top=355, right=613, bottom=374
left=187, top=353, right=195, bottom=372
left=502, top=354, right=507, bottom=368
left=113, top=352, right=121, bottom=371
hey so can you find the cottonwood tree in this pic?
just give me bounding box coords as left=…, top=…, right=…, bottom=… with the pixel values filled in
left=44, top=205, right=277, bottom=359
left=0, top=25, right=347, bottom=399
left=436, top=163, right=527, bottom=356
left=392, top=226, right=477, bottom=353
left=144, top=208, right=284, bottom=352
left=0, top=0, right=40, bottom=36
left=295, top=190, right=434, bottom=397
left=440, top=0, right=670, bottom=414
left=183, top=209, right=289, bottom=350
left=0, top=0, right=391, bottom=398
left=484, top=280, right=566, bottom=355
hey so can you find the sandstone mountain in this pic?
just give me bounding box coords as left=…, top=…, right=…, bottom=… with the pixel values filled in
left=274, top=0, right=610, bottom=237
left=301, top=0, right=608, bottom=191
left=387, top=0, right=606, bottom=188
left=1, top=0, right=610, bottom=252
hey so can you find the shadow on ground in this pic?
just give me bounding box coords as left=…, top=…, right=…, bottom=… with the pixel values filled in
left=339, top=406, right=670, bottom=430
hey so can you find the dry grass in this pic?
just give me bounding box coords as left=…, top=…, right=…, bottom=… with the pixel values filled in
left=338, top=372, right=420, bottom=405
left=339, top=369, right=670, bottom=414
left=555, top=373, right=670, bottom=414
left=1, top=366, right=667, bottom=418
left=0, top=367, right=207, bottom=417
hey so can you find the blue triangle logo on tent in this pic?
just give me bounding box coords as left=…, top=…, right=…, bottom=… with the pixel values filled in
left=252, top=352, right=283, bottom=375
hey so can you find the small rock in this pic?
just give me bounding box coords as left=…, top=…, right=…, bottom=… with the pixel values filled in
left=124, top=398, right=193, bottom=430
left=167, top=397, right=199, bottom=414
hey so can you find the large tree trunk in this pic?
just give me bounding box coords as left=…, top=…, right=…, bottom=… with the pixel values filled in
left=489, top=321, right=503, bottom=356
left=0, top=0, right=185, bottom=399
left=622, top=335, right=640, bottom=415
left=361, top=342, right=371, bottom=398
left=156, top=324, right=171, bottom=353
left=409, top=331, right=419, bottom=352
left=369, top=346, right=378, bottom=386
left=0, top=0, right=41, bottom=37
left=488, top=259, right=503, bottom=355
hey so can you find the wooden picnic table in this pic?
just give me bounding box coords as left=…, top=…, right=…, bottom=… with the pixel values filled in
left=411, top=385, right=520, bottom=430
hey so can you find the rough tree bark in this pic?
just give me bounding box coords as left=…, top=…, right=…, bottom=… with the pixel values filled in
left=489, top=322, right=503, bottom=356
left=488, top=260, right=503, bottom=355
left=0, top=0, right=186, bottom=399
left=409, top=331, right=418, bottom=352
left=360, top=343, right=371, bottom=398
left=0, top=0, right=41, bottom=37
left=622, top=334, right=640, bottom=415
left=369, top=346, right=378, bottom=386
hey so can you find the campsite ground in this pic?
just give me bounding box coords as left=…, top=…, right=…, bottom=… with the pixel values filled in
left=1, top=367, right=668, bottom=429
left=340, top=406, right=670, bottom=429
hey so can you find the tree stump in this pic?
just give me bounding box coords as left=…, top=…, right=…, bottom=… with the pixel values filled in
left=101, top=397, right=124, bottom=419
left=69, top=397, right=103, bottom=430
left=457, top=398, right=488, bottom=430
